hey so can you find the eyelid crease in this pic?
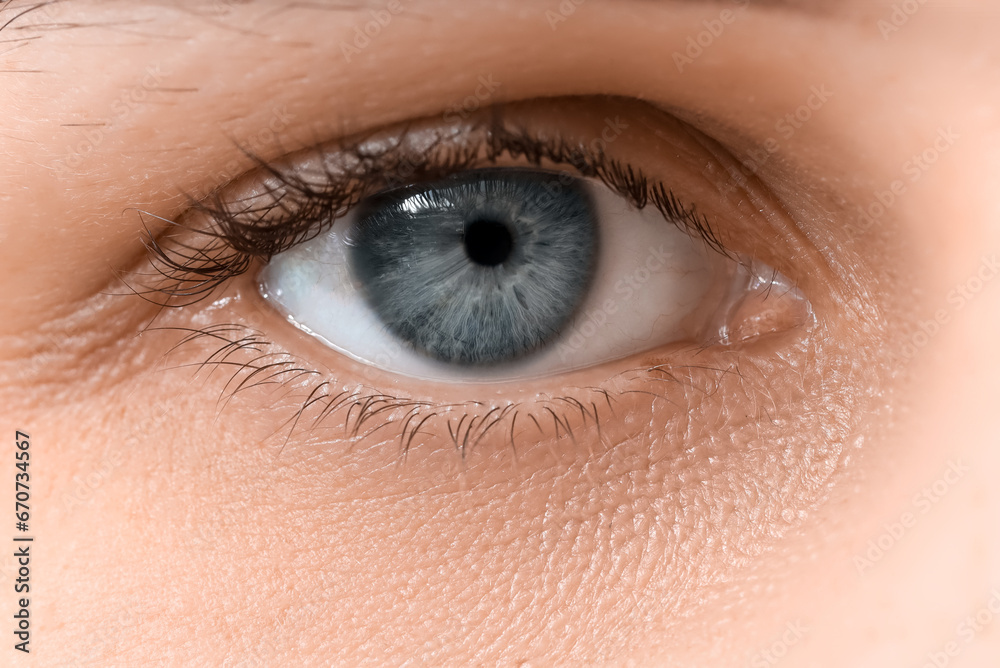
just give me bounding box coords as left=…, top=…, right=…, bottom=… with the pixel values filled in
left=127, top=97, right=731, bottom=308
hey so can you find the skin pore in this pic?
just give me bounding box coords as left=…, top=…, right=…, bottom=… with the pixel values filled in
left=0, top=0, right=999, bottom=665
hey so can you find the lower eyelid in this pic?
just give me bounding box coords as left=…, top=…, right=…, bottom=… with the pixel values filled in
left=139, top=267, right=821, bottom=460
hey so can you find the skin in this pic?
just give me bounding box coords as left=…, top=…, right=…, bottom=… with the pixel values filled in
left=0, top=0, right=998, bottom=665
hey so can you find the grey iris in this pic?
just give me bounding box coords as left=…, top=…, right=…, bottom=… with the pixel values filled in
left=347, top=168, right=599, bottom=366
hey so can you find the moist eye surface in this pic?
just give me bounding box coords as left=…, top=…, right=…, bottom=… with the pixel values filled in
left=346, top=168, right=599, bottom=366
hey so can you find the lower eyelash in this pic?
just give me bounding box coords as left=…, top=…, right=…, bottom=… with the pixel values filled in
left=148, top=321, right=643, bottom=458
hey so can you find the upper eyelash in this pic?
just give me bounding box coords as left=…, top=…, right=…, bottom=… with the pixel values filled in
left=130, top=102, right=729, bottom=307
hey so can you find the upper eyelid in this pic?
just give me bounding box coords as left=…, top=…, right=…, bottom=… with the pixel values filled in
left=131, top=97, right=735, bottom=308
left=3, top=4, right=856, bottom=337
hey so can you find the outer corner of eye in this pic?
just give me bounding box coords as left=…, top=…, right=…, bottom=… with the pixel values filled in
left=253, top=161, right=813, bottom=384
left=697, top=259, right=816, bottom=348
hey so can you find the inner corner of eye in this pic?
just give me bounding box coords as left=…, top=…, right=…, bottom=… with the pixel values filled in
left=255, top=167, right=810, bottom=381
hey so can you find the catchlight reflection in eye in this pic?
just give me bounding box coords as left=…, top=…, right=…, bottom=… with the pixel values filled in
left=259, top=167, right=805, bottom=381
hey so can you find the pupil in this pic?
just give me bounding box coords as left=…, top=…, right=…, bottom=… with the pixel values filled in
left=463, top=218, right=513, bottom=267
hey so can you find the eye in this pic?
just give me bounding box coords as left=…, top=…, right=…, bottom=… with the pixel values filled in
left=262, top=167, right=600, bottom=376
left=159, top=98, right=815, bottom=384
left=260, top=166, right=794, bottom=381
